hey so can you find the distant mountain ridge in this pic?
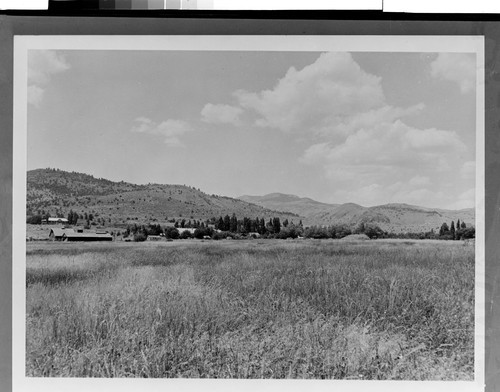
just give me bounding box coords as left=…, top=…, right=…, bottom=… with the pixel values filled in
left=239, top=193, right=337, bottom=218
left=238, top=193, right=475, bottom=233
left=26, top=169, right=474, bottom=233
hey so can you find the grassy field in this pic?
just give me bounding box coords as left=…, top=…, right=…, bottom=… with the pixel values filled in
left=25, top=239, right=475, bottom=380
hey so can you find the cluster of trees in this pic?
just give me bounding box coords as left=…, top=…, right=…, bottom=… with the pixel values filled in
left=302, top=222, right=386, bottom=240
left=26, top=215, right=45, bottom=224
left=124, top=223, right=215, bottom=241
left=26, top=209, right=52, bottom=224
left=438, top=219, right=475, bottom=240
left=67, top=210, right=79, bottom=225
left=27, top=206, right=475, bottom=242
left=213, top=214, right=302, bottom=236
left=174, top=218, right=211, bottom=229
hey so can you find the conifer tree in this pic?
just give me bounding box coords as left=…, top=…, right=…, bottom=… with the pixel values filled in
left=223, top=215, right=230, bottom=231
left=273, top=217, right=281, bottom=233
left=230, top=213, right=238, bottom=232
left=259, top=218, right=266, bottom=234
left=217, top=217, right=224, bottom=231
left=439, top=222, right=449, bottom=236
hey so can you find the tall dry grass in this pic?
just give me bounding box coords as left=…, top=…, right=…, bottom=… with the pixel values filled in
left=26, top=240, right=474, bottom=379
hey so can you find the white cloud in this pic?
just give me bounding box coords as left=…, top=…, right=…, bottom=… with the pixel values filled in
left=324, top=103, right=425, bottom=137
left=201, top=103, right=243, bottom=125
left=302, top=121, right=466, bottom=178
left=460, top=161, right=475, bottom=179
left=131, top=117, right=192, bottom=147
left=300, top=120, right=469, bottom=207
left=28, top=50, right=70, bottom=84
left=430, top=53, right=476, bottom=94
left=211, top=52, right=385, bottom=136
left=27, top=85, right=44, bottom=107
left=203, top=52, right=426, bottom=139
left=408, top=176, right=431, bottom=187
left=448, top=188, right=475, bottom=210
left=199, top=51, right=474, bottom=208
left=28, top=50, right=70, bottom=107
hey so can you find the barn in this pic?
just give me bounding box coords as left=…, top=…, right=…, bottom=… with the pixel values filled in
left=49, top=228, right=75, bottom=241
left=62, top=232, right=113, bottom=242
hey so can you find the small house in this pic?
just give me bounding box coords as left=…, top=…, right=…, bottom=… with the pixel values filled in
left=147, top=235, right=164, bottom=241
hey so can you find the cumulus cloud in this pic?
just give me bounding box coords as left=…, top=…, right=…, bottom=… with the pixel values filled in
left=232, top=52, right=385, bottom=135
left=300, top=120, right=469, bottom=207
left=460, top=161, right=475, bottom=179
left=131, top=117, right=192, bottom=147
left=302, top=121, right=466, bottom=179
left=430, top=53, right=476, bottom=94
left=27, top=85, right=44, bottom=107
left=200, top=51, right=474, bottom=208
left=408, top=176, right=431, bottom=187
left=325, top=103, right=425, bottom=137
left=448, top=188, right=475, bottom=210
left=28, top=50, right=70, bottom=107
left=201, top=103, right=243, bottom=125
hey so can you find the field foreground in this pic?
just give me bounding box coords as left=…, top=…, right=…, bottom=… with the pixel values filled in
left=26, top=239, right=474, bottom=380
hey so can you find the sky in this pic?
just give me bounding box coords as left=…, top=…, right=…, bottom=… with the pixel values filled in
left=26, top=49, right=477, bottom=209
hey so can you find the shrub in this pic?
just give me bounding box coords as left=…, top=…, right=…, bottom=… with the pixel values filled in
left=194, top=227, right=214, bottom=239
left=180, top=230, right=193, bottom=239
left=364, top=225, right=385, bottom=239
left=276, top=226, right=300, bottom=239
left=26, top=215, right=42, bottom=224
left=164, top=226, right=180, bottom=240
left=133, top=232, right=147, bottom=242
left=212, top=231, right=231, bottom=240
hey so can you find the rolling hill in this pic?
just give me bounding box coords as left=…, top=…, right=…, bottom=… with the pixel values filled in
left=26, top=168, right=300, bottom=227
left=27, top=169, right=475, bottom=233
left=238, top=193, right=475, bottom=233
left=239, top=193, right=339, bottom=218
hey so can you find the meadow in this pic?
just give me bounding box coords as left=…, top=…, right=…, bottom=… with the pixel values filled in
left=25, top=239, right=475, bottom=380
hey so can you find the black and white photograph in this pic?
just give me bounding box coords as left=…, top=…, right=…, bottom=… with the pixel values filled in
left=12, top=35, right=484, bottom=390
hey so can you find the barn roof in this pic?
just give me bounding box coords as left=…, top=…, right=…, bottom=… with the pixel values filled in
left=49, top=228, right=75, bottom=237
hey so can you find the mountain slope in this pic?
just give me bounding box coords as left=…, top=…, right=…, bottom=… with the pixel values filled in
left=27, top=169, right=300, bottom=226
left=239, top=193, right=339, bottom=218
left=238, top=193, right=475, bottom=233
left=27, top=169, right=475, bottom=233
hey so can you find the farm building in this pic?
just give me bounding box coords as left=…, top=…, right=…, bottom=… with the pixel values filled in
left=147, top=235, right=164, bottom=241
left=47, top=217, right=69, bottom=224
left=178, top=228, right=196, bottom=234
left=49, top=227, right=75, bottom=241
left=62, top=232, right=113, bottom=242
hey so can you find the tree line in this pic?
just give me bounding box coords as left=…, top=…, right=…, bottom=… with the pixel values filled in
left=438, top=219, right=475, bottom=240
left=27, top=209, right=475, bottom=242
